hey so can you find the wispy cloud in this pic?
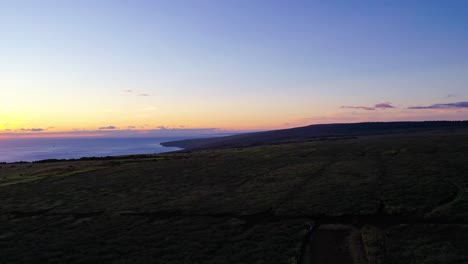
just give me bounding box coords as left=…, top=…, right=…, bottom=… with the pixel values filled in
left=341, top=103, right=396, bottom=111
left=408, top=102, right=468, bottom=109
left=340, top=106, right=375, bottom=111
left=19, top=128, right=44, bottom=132
left=122, top=90, right=150, bottom=97
left=98, top=126, right=117, bottom=130
left=445, top=94, right=459, bottom=99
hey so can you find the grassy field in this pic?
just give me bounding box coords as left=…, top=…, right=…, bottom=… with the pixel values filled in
left=1, top=129, right=468, bottom=263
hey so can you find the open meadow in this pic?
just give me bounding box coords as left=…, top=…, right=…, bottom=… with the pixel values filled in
left=1, top=129, right=468, bottom=263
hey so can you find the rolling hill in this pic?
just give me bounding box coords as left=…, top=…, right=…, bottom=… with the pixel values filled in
left=161, top=121, right=468, bottom=150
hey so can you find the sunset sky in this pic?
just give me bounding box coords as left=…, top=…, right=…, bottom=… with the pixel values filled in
left=1, top=0, right=468, bottom=137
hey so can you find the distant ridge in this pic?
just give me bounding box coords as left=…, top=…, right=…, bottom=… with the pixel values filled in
left=161, top=121, right=468, bottom=150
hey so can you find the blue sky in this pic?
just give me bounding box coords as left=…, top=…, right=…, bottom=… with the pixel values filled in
left=1, top=0, right=467, bottom=137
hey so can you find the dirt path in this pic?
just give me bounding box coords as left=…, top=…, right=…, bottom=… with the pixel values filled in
left=305, top=226, right=354, bottom=264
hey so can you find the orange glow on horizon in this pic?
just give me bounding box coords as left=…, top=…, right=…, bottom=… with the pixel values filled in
left=1, top=106, right=467, bottom=139
left=0, top=133, right=108, bottom=139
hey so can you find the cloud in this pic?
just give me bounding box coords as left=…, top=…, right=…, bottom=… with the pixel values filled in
left=341, top=103, right=396, bottom=111
left=19, top=128, right=44, bottom=132
left=374, top=103, right=396, bottom=109
left=98, top=126, right=117, bottom=130
left=122, top=90, right=150, bottom=97
left=340, top=106, right=376, bottom=111
left=408, top=102, right=468, bottom=109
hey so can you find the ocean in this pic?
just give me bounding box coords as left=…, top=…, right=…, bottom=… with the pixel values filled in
left=0, top=137, right=186, bottom=163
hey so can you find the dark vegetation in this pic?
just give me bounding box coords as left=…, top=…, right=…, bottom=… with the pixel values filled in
left=1, top=125, right=468, bottom=263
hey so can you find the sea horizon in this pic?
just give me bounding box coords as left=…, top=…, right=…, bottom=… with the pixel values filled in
left=0, top=137, right=190, bottom=163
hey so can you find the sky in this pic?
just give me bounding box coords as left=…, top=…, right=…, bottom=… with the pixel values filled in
left=1, top=0, right=468, bottom=137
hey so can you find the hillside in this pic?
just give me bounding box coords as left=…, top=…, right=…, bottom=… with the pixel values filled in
left=2, top=128, right=468, bottom=263
left=161, top=121, right=468, bottom=150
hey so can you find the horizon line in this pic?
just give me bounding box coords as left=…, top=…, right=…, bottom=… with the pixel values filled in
left=1, top=120, right=467, bottom=139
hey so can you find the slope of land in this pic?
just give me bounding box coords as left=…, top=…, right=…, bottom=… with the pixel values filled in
left=1, top=128, right=468, bottom=263
left=161, top=121, right=468, bottom=150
